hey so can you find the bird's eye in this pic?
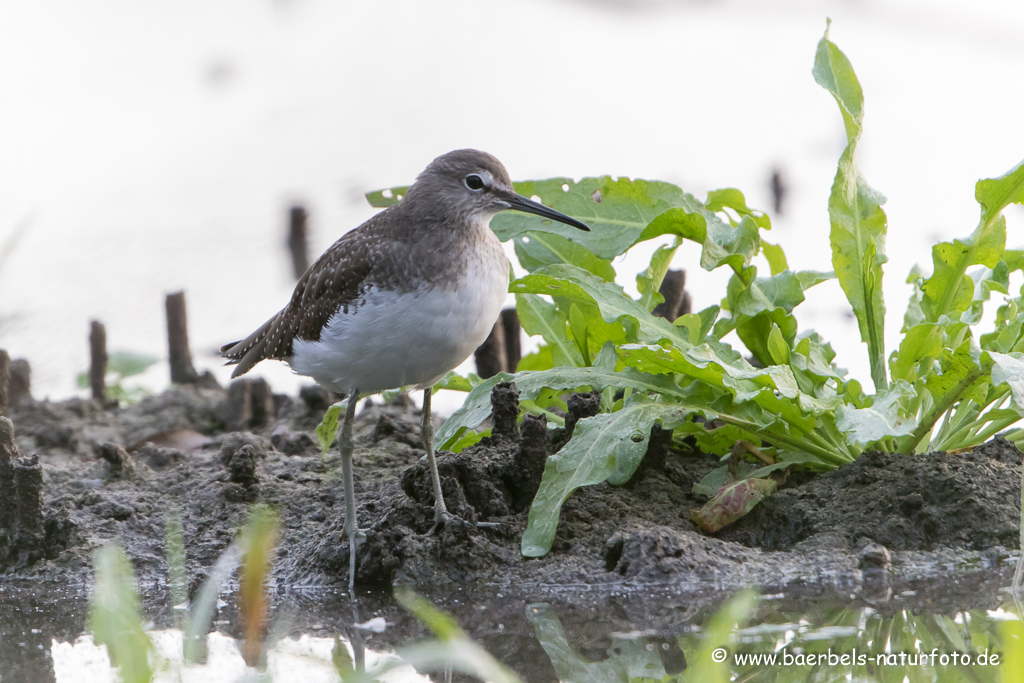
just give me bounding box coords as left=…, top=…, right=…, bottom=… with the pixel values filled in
left=464, top=174, right=485, bottom=191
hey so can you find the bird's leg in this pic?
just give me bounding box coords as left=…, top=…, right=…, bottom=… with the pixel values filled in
left=339, top=391, right=361, bottom=596
left=422, top=387, right=453, bottom=527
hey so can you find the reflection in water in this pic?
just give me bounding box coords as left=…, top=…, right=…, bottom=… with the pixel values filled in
left=51, top=630, right=423, bottom=683
left=8, top=580, right=1024, bottom=682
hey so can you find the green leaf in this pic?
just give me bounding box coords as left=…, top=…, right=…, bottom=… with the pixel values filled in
left=705, top=188, right=772, bottom=230
left=636, top=241, right=680, bottom=312
left=514, top=231, right=615, bottom=280
left=436, top=367, right=683, bottom=450
left=516, top=293, right=582, bottom=367
left=316, top=401, right=346, bottom=455
left=639, top=207, right=761, bottom=273
left=767, top=324, right=791, bottom=365
left=497, top=177, right=692, bottom=260
left=522, top=395, right=693, bottom=557
left=890, top=324, right=943, bottom=383
left=761, top=241, right=789, bottom=276
left=432, top=371, right=481, bottom=393
left=836, top=381, right=918, bottom=445
left=991, top=351, right=1024, bottom=414
left=920, top=161, right=1023, bottom=323
left=512, top=264, right=691, bottom=349
left=814, top=23, right=889, bottom=391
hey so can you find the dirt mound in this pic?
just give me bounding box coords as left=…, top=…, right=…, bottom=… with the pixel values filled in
left=1, top=381, right=1020, bottom=593
left=719, top=440, right=1022, bottom=551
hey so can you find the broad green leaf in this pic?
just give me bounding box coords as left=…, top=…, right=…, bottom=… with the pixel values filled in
left=991, top=351, right=1024, bottom=414
left=316, top=401, right=346, bottom=455
left=890, top=324, right=943, bottom=383
left=515, top=293, right=582, bottom=367
left=730, top=270, right=832, bottom=318
left=432, top=371, right=481, bottom=393
left=814, top=22, right=889, bottom=391
left=497, top=177, right=691, bottom=259
left=513, top=231, right=615, bottom=280
left=836, top=380, right=918, bottom=445
left=639, top=208, right=761, bottom=273
left=511, top=264, right=690, bottom=349
left=921, top=160, right=1023, bottom=322
left=436, top=367, right=683, bottom=450
left=691, top=478, right=777, bottom=533
left=522, top=395, right=693, bottom=557
left=727, top=269, right=831, bottom=367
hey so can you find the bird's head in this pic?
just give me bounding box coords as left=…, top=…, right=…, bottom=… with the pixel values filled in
left=404, top=149, right=590, bottom=232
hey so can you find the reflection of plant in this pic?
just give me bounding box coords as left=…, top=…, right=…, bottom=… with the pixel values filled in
left=370, top=23, right=1024, bottom=553
left=77, top=351, right=159, bottom=403
left=90, top=506, right=517, bottom=682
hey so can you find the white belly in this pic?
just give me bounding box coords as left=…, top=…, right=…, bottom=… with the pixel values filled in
left=289, top=265, right=508, bottom=395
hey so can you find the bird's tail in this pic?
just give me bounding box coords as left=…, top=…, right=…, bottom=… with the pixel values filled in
left=220, top=318, right=275, bottom=379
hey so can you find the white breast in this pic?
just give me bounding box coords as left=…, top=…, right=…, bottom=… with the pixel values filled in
left=289, top=245, right=509, bottom=396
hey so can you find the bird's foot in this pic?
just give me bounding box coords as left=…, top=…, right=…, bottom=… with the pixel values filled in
left=429, top=506, right=500, bottom=534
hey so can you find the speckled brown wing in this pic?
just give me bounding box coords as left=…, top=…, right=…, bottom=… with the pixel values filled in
left=220, top=212, right=390, bottom=378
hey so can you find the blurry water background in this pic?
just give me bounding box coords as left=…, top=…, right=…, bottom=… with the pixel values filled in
left=2, top=0, right=1024, bottom=407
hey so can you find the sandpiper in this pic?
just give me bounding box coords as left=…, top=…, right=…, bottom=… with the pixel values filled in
left=221, top=149, right=590, bottom=590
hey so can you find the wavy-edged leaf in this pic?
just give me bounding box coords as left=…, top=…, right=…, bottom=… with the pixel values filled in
left=814, top=22, right=889, bottom=391
left=836, top=380, right=918, bottom=445
left=522, top=395, right=693, bottom=557
left=921, top=160, right=1023, bottom=323
left=639, top=208, right=761, bottom=273
left=991, top=351, right=1024, bottom=414
left=498, top=177, right=690, bottom=259
left=511, top=264, right=690, bottom=349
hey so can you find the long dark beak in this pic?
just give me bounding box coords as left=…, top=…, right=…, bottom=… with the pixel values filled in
left=504, top=192, right=590, bottom=231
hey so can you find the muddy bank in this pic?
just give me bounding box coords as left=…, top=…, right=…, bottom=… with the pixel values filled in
left=1, top=380, right=1020, bottom=595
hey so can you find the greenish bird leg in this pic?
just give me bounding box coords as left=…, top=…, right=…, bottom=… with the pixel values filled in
left=339, top=391, right=360, bottom=595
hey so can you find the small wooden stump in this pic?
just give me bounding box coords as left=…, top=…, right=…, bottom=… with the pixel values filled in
left=166, top=291, right=200, bottom=384
left=474, top=307, right=522, bottom=379
left=474, top=318, right=506, bottom=379
left=652, top=270, right=691, bottom=322
left=0, top=349, right=8, bottom=416
left=500, top=308, right=522, bottom=373
left=287, top=205, right=310, bottom=280
left=9, top=359, right=31, bottom=406
left=89, top=320, right=108, bottom=402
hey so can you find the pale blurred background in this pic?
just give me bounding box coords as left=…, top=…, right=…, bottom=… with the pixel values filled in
left=2, top=0, right=1023, bottom=405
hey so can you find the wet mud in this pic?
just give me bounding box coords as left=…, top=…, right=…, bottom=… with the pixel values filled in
left=1, top=380, right=1021, bottom=596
